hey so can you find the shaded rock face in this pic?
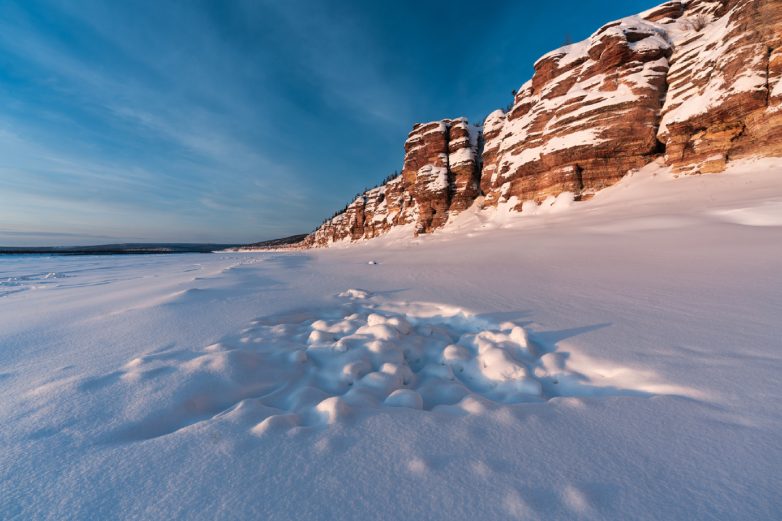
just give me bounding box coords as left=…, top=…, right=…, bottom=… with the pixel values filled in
left=303, top=0, right=782, bottom=247
left=303, top=119, right=480, bottom=247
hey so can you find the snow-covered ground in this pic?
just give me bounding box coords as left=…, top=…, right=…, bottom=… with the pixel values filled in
left=2, top=159, right=781, bottom=520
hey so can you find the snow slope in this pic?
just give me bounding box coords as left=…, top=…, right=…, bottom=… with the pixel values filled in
left=1, top=159, right=781, bottom=520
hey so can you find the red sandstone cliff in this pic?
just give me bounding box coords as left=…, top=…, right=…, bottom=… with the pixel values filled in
left=658, top=0, right=782, bottom=173
left=302, top=0, right=781, bottom=247
left=304, top=118, right=480, bottom=246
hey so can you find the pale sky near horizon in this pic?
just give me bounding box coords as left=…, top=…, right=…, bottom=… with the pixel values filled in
left=0, top=0, right=656, bottom=246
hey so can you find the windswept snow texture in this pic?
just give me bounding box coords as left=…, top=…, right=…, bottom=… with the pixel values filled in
left=103, top=289, right=683, bottom=444
left=2, top=159, right=782, bottom=519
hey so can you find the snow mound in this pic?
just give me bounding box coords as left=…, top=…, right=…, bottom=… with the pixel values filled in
left=100, top=289, right=686, bottom=441
left=712, top=201, right=782, bottom=227
left=337, top=288, right=371, bottom=299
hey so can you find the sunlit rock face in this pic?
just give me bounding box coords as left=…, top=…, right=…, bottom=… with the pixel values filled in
left=402, top=118, right=480, bottom=234
left=304, top=118, right=480, bottom=246
left=303, top=0, right=782, bottom=247
left=480, top=9, right=678, bottom=207
left=658, top=0, right=782, bottom=174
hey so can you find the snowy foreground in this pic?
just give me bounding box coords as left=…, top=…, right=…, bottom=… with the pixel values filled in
left=2, top=160, right=782, bottom=520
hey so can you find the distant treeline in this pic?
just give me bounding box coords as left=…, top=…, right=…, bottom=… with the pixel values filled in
left=321, top=170, right=401, bottom=226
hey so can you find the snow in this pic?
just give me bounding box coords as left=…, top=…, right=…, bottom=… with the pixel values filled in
left=543, top=129, right=605, bottom=154
left=2, top=158, right=782, bottom=519
left=591, top=16, right=670, bottom=55
left=538, top=40, right=589, bottom=68
left=520, top=191, right=576, bottom=215
left=483, top=109, right=506, bottom=132
left=418, top=164, right=449, bottom=191
left=501, top=130, right=607, bottom=177
left=385, top=389, right=423, bottom=409
left=448, top=145, right=474, bottom=167
left=406, top=122, right=448, bottom=147
left=658, top=9, right=768, bottom=135
left=770, top=76, right=782, bottom=101
left=712, top=201, right=782, bottom=227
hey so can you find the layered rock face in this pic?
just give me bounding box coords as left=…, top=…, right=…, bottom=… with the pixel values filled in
left=402, top=119, right=481, bottom=233
left=658, top=0, right=782, bottom=173
left=303, top=0, right=781, bottom=247
left=402, top=121, right=452, bottom=233
left=303, top=118, right=480, bottom=247
left=481, top=11, right=678, bottom=206
left=446, top=119, right=482, bottom=212
left=303, top=175, right=413, bottom=246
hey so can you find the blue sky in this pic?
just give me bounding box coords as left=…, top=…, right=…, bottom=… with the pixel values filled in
left=0, top=0, right=655, bottom=246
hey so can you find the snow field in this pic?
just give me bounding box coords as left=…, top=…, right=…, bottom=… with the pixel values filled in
left=2, top=158, right=781, bottom=519
left=94, top=288, right=676, bottom=443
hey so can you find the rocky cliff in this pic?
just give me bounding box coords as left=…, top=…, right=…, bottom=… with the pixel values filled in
left=303, top=0, right=781, bottom=247
left=658, top=0, right=782, bottom=173
left=304, top=118, right=479, bottom=246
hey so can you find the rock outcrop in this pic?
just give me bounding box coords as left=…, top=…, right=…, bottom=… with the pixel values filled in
left=402, top=121, right=452, bottom=233
left=303, top=118, right=480, bottom=247
left=301, top=0, right=782, bottom=247
left=658, top=0, right=782, bottom=173
left=481, top=13, right=676, bottom=206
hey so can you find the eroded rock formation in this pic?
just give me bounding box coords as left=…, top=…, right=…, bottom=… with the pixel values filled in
left=481, top=13, right=676, bottom=206
left=303, top=118, right=480, bottom=247
left=302, top=0, right=781, bottom=247
left=658, top=0, right=782, bottom=173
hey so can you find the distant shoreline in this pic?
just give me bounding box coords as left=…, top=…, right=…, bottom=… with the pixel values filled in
left=0, top=236, right=308, bottom=256
left=0, top=250, right=211, bottom=256
left=0, top=243, right=240, bottom=256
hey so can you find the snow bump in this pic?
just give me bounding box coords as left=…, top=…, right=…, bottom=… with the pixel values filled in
left=97, top=288, right=685, bottom=440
